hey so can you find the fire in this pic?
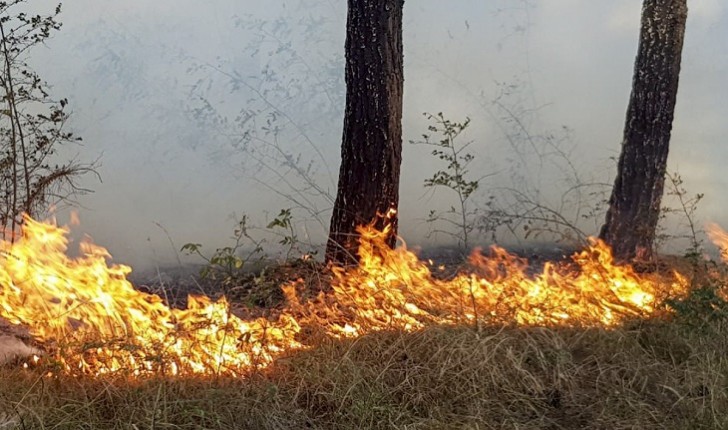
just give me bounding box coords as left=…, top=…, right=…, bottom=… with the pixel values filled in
left=0, top=216, right=300, bottom=376
left=286, top=224, right=688, bottom=335
left=0, top=216, right=691, bottom=377
left=707, top=222, right=728, bottom=262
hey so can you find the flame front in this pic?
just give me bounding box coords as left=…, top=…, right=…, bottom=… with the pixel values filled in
left=0, top=216, right=690, bottom=376
left=286, top=224, right=688, bottom=335
left=0, top=217, right=300, bottom=376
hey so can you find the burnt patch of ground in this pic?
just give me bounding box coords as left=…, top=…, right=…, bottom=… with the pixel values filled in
left=129, top=257, right=330, bottom=318
left=126, top=243, right=586, bottom=312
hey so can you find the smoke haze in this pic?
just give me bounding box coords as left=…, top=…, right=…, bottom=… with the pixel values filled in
left=24, top=0, right=728, bottom=269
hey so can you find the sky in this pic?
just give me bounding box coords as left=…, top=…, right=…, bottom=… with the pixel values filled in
left=18, top=0, right=728, bottom=269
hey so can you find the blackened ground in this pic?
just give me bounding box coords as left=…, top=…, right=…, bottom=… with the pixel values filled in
left=129, top=244, right=579, bottom=313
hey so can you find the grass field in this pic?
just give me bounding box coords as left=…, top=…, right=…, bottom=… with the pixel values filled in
left=1, top=318, right=726, bottom=429
left=2, top=220, right=728, bottom=428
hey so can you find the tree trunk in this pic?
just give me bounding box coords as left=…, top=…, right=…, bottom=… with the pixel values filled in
left=325, top=0, right=405, bottom=266
left=599, top=0, right=688, bottom=261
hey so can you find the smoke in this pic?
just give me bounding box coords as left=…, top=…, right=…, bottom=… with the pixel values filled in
left=22, top=0, right=728, bottom=268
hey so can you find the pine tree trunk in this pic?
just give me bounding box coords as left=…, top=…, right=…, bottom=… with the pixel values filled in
left=599, top=0, right=688, bottom=261
left=326, top=0, right=405, bottom=266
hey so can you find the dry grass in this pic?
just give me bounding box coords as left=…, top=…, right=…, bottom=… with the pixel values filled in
left=0, top=319, right=726, bottom=429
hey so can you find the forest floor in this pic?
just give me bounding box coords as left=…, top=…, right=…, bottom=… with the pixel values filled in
left=1, top=248, right=727, bottom=429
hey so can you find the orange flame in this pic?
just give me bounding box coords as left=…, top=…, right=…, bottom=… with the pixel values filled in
left=0, top=216, right=300, bottom=376
left=707, top=222, right=728, bottom=262
left=285, top=224, right=687, bottom=335
left=0, top=216, right=690, bottom=376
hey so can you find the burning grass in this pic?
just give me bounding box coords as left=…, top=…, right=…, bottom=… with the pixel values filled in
left=1, top=322, right=727, bottom=429
left=0, top=216, right=691, bottom=377
left=1, top=216, right=728, bottom=427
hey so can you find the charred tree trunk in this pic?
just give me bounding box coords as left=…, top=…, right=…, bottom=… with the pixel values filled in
left=599, top=0, right=688, bottom=261
left=325, top=0, right=405, bottom=266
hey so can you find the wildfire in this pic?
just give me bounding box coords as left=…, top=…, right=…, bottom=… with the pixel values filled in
left=0, top=217, right=300, bottom=376
left=0, top=216, right=692, bottom=377
left=286, top=225, right=687, bottom=335
left=707, top=222, right=728, bottom=261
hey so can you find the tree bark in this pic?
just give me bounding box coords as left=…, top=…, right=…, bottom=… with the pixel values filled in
left=326, top=0, right=405, bottom=266
left=599, top=0, right=688, bottom=261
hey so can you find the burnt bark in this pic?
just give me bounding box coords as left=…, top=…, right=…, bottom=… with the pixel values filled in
left=325, top=0, right=405, bottom=266
left=599, top=0, right=688, bottom=261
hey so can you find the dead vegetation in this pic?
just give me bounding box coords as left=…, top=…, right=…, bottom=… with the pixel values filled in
left=0, top=175, right=723, bottom=427
left=0, top=320, right=726, bottom=429
left=1, top=241, right=727, bottom=428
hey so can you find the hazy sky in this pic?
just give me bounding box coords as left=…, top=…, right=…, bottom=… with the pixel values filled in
left=22, top=1, right=728, bottom=268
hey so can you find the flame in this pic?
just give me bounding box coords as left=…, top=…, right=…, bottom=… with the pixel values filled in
left=0, top=216, right=300, bottom=376
left=707, top=222, right=728, bottom=262
left=0, top=216, right=691, bottom=377
left=285, top=224, right=688, bottom=335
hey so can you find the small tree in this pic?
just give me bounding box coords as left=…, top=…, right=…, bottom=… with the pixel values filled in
left=0, top=1, right=94, bottom=237
left=411, top=112, right=481, bottom=252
